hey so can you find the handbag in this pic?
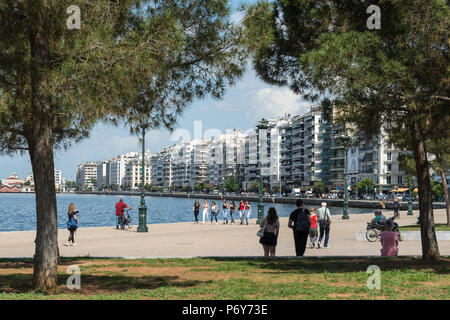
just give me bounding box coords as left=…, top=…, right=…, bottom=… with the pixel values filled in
left=257, top=220, right=266, bottom=237
left=321, top=209, right=331, bottom=228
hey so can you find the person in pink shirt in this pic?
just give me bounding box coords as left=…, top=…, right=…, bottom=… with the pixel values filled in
left=380, top=219, right=399, bottom=256
left=309, top=207, right=318, bottom=248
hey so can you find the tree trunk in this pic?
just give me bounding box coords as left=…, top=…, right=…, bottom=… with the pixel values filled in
left=411, top=122, right=440, bottom=260
left=29, top=131, right=59, bottom=291
left=28, top=31, right=59, bottom=291
left=440, top=169, right=450, bottom=227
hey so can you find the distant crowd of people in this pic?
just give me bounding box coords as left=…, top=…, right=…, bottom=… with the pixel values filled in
left=192, top=199, right=252, bottom=225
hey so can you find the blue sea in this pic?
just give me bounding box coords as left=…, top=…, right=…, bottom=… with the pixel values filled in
left=0, top=193, right=372, bottom=232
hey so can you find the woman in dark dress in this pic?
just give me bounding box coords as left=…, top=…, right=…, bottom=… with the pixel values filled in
left=192, top=200, right=200, bottom=224
left=259, top=207, right=280, bottom=257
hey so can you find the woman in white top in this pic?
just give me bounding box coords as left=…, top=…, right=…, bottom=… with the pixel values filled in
left=202, top=199, right=210, bottom=224
left=259, top=207, right=280, bottom=257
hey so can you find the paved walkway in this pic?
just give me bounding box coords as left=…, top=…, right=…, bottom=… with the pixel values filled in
left=1, top=209, right=449, bottom=258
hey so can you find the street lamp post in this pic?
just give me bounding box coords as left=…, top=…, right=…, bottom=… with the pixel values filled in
left=137, top=127, right=148, bottom=232
left=341, top=134, right=351, bottom=220
left=408, top=174, right=413, bottom=215
left=256, top=119, right=268, bottom=224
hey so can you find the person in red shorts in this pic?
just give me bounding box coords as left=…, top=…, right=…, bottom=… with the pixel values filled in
left=115, top=198, right=133, bottom=229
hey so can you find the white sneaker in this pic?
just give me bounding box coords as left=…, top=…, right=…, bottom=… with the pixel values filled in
left=64, top=242, right=70, bottom=247
left=324, top=246, right=329, bottom=249
left=72, top=243, right=78, bottom=247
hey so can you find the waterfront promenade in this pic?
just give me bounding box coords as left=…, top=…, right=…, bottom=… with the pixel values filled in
left=1, top=209, right=449, bottom=258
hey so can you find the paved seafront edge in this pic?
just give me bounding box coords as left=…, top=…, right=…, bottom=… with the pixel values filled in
left=74, top=191, right=447, bottom=210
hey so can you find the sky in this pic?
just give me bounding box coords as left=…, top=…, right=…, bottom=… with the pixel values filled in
left=0, top=0, right=312, bottom=180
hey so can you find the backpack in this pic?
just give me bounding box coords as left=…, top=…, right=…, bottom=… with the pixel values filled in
left=295, top=208, right=310, bottom=232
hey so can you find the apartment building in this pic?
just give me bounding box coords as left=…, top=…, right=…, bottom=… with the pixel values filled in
left=96, top=160, right=109, bottom=187
left=279, top=106, right=332, bottom=191
left=151, top=146, right=174, bottom=188
left=108, top=152, right=140, bottom=189
left=124, top=158, right=151, bottom=190
left=206, top=130, right=247, bottom=187
left=76, top=162, right=98, bottom=190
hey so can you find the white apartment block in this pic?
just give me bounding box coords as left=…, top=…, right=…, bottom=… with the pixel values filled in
left=76, top=162, right=98, bottom=190
left=108, top=152, right=140, bottom=188
left=206, top=130, right=247, bottom=187
left=96, top=160, right=109, bottom=187
left=124, top=159, right=151, bottom=190
left=151, top=146, right=174, bottom=187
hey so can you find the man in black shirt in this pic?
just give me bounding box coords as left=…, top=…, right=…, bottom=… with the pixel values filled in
left=288, top=199, right=311, bottom=256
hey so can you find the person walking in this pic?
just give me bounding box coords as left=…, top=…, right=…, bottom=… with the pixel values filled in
left=193, top=200, right=200, bottom=224
left=222, top=200, right=229, bottom=224
left=202, top=199, right=210, bottom=224
left=229, top=200, right=236, bottom=224
left=393, top=198, right=400, bottom=219
left=380, top=219, right=399, bottom=256
left=288, top=199, right=311, bottom=256
left=309, top=207, right=318, bottom=248
left=65, top=203, right=78, bottom=247
left=239, top=200, right=246, bottom=225
left=244, top=201, right=252, bottom=225
left=316, top=202, right=332, bottom=249
left=259, top=207, right=280, bottom=257
left=115, top=198, right=133, bottom=229
left=210, top=201, right=219, bottom=224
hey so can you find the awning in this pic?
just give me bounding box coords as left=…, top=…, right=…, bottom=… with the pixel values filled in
left=389, top=188, right=418, bottom=193
left=389, top=188, right=409, bottom=192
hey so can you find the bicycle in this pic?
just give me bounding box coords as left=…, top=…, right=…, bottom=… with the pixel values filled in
left=118, top=208, right=133, bottom=230
left=366, top=216, right=402, bottom=242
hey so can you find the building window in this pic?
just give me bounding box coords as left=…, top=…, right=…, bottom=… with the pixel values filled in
left=398, top=176, right=403, bottom=185
left=387, top=164, right=392, bottom=172
left=387, top=153, right=392, bottom=161
left=387, top=175, right=391, bottom=184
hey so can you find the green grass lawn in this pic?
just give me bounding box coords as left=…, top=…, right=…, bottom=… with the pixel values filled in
left=0, top=257, right=449, bottom=300
left=399, top=224, right=450, bottom=231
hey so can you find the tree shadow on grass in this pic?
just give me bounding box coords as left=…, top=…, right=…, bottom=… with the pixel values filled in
left=202, top=257, right=450, bottom=275
left=0, top=273, right=206, bottom=295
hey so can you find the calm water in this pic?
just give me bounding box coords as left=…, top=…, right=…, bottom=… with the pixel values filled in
left=0, top=193, right=373, bottom=232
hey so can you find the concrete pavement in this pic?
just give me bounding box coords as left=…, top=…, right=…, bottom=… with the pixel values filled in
left=0, top=209, right=449, bottom=258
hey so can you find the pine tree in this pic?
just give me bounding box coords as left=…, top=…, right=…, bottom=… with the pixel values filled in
left=244, top=0, right=449, bottom=259
left=0, top=0, right=246, bottom=290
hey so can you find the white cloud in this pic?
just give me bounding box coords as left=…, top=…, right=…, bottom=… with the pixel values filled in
left=253, top=87, right=309, bottom=118
left=215, top=86, right=310, bottom=120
